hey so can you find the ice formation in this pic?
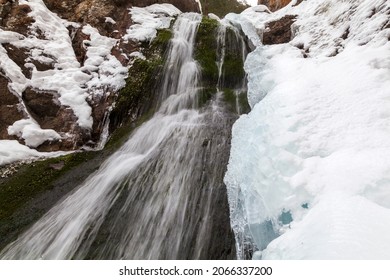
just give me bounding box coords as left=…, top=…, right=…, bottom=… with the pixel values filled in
left=225, top=0, right=390, bottom=259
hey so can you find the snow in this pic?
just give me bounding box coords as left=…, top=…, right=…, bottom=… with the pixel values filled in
left=124, top=4, right=181, bottom=42
left=0, top=140, right=43, bottom=166
left=225, top=0, right=390, bottom=259
left=0, top=140, right=67, bottom=166
left=0, top=0, right=128, bottom=165
left=237, top=0, right=258, bottom=7
left=104, top=17, right=116, bottom=24
left=82, top=25, right=128, bottom=93
left=8, top=119, right=61, bottom=148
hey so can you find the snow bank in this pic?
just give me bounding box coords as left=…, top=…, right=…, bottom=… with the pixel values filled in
left=8, top=119, right=61, bottom=148
left=225, top=0, right=390, bottom=259
left=0, top=140, right=68, bottom=166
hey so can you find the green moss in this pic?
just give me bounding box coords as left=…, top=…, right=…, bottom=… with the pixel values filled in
left=222, top=53, right=245, bottom=82
left=152, top=28, right=173, bottom=48
left=220, top=27, right=246, bottom=89
left=200, top=0, right=249, bottom=18
left=197, top=87, right=217, bottom=108
left=238, top=91, right=251, bottom=114
left=109, top=28, right=171, bottom=131
left=106, top=109, right=154, bottom=150
left=0, top=151, right=96, bottom=221
left=222, top=89, right=250, bottom=114
left=195, top=17, right=219, bottom=87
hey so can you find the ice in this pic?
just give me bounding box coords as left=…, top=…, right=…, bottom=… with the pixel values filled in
left=225, top=0, right=390, bottom=259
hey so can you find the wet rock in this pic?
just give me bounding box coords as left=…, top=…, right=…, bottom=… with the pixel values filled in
left=88, top=92, right=115, bottom=145
left=201, top=0, right=248, bottom=18
left=262, top=15, right=297, bottom=45
left=49, top=161, right=65, bottom=170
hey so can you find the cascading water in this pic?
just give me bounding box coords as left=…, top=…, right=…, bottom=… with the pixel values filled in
left=216, top=22, right=249, bottom=115
left=0, top=13, right=250, bottom=260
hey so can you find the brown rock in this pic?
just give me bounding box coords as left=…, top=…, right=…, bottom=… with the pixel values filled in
left=87, top=91, right=115, bottom=145
left=129, top=0, right=200, bottom=13
left=258, top=0, right=292, bottom=11
left=0, top=75, right=24, bottom=140
left=262, top=15, right=297, bottom=45
left=21, top=87, right=88, bottom=151
left=1, top=3, right=34, bottom=35
left=2, top=44, right=31, bottom=78
left=41, top=0, right=200, bottom=37
left=68, top=25, right=90, bottom=65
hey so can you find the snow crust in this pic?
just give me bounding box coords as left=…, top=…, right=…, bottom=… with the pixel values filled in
left=225, top=0, right=390, bottom=259
left=124, top=4, right=181, bottom=42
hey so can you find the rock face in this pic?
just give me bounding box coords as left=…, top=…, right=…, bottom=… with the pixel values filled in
left=262, top=15, right=297, bottom=45
left=42, top=0, right=200, bottom=26
left=0, top=75, right=24, bottom=140
left=0, top=0, right=201, bottom=153
left=130, top=0, right=200, bottom=13
left=258, top=0, right=292, bottom=11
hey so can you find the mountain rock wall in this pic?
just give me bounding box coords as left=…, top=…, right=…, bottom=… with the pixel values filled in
left=258, top=0, right=293, bottom=11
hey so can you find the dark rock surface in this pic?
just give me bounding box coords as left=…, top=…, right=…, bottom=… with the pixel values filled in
left=258, top=0, right=292, bottom=11
left=0, top=75, right=24, bottom=140
left=262, top=15, right=297, bottom=45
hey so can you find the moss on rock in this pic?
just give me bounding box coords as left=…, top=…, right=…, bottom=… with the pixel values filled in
left=222, top=88, right=251, bottom=115
left=195, top=17, right=219, bottom=87
left=109, top=28, right=172, bottom=131
left=200, top=0, right=249, bottom=18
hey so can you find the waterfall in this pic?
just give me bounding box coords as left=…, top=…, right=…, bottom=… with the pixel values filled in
left=1, top=13, right=250, bottom=260
left=216, top=22, right=249, bottom=115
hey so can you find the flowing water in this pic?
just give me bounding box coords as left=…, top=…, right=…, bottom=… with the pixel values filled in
left=1, top=13, right=249, bottom=260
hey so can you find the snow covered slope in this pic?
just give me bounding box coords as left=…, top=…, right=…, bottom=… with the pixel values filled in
left=0, top=1, right=179, bottom=165
left=225, top=0, right=390, bottom=259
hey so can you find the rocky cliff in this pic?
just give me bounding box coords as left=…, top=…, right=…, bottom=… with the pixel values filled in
left=0, top=0, right=200, bottom=154
left=258, top=0, right=293, bottom=11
